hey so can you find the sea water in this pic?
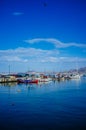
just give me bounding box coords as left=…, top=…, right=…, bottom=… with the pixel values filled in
left=0, top=77, right=86, bottom=130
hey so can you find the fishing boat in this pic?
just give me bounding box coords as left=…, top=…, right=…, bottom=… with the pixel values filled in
left=68, top=58, right=81, bottom=79
left=17, top=79, right=38, bottom=84
left=69, top=73, right=81, bottom=79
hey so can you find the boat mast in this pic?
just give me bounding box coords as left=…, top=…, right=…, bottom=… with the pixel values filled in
left=9, top=64, right=10, bottom=75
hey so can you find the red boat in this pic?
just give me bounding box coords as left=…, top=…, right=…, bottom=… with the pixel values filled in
left=28, top=79, right=38, bottom=84
left=17, top=79, right=38, bottom=84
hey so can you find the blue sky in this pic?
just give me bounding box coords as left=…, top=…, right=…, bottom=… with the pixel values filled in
left=0, top=0, right=86, bottom=73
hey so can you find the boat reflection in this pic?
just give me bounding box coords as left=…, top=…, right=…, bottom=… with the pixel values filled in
left=0, top=82, right=17, bottom=87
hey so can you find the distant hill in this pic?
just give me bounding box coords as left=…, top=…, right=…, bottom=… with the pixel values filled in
left=68, top=67, right=86, bottom=74
left=78, top=67, right=86, bottom=73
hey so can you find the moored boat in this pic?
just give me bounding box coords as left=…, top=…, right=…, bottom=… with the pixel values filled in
left=69, top=73, right=81, bottom=79
left=17, top=79, right=38, bottom=84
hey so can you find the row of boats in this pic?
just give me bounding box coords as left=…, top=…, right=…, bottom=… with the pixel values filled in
left=17, top=73, right=81, bottom=84
left=0, top=72, right=82, bottom=84
left=17, top=77, right=52, bottom=84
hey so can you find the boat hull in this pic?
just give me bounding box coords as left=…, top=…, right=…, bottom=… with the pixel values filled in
left=17, top=79, right=38, bottom=84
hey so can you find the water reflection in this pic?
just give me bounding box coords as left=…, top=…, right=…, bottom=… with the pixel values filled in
left=0, top=82, right=17, bottom=87
left=0, top=78, right=86, bottom=130
left=0, top=78, right=84, bottom=94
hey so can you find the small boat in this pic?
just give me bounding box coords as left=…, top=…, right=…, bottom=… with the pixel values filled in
left=69, top=73, right=81, bottom=79
left=35, top=77, right=52, bottom=82
left=40, top=78, right=52, bottom=82
left=17, top=79, right=38, bottom=84
left=27, top=79, right=38, bottom=84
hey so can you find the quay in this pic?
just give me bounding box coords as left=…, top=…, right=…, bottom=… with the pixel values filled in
left=0, top=75, right=17, bottom=83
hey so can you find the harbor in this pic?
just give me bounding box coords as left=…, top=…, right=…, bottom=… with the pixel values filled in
left=0, top=0, right=86, bottom=129
left=0, top=70, right=83, bottom=84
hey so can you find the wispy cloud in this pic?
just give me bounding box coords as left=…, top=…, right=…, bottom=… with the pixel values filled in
left=0, top=47, right=86, bottom=64
left=0, top=56, right=28, bottom=62
left=12, top=12, right=24, bottom=16
left=24, top=38, right=86, bottom=48
left=0, top=47, right=86, bottom=72
left=0, top=47, right=59, bottom=63
left=41, top=57, right=58, bottom=63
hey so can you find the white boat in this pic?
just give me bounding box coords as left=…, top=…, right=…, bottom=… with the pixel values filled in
left=69, top=58, right=81, bottom=79
left=69, top=73, right=81, bottom=79
left=35, top=77, right=52, bottom=82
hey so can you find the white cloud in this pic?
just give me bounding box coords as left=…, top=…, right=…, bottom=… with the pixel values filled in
left=41, top=56, right=86, bottom=63
left=0, top=56, right=28, bottom=62
left=24, top=38, right=86, bottom=48
left=0, top=47, right=86, bottom=72
left=59, top=57, right=86, bottom=63
left=41, top=57, right=58, bottom=63
left=12, top=12, right=24, bottom=16
left=0, top=47, right=86, bottom=63
left=0, top=47, right=59, bottom=63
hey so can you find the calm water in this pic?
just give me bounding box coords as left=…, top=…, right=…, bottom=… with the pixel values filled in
left=0, top=78, right=86, bottom=130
